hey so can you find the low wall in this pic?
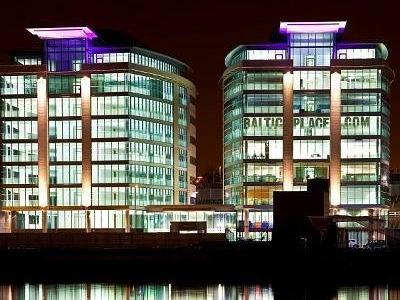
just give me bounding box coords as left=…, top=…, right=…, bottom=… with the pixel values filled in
left=0, top=232, right=226, bottom=250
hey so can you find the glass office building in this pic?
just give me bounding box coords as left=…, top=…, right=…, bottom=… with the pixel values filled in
left=0, top=27, right=201, bottom=232
left=223, top=22, right=393, bottom=243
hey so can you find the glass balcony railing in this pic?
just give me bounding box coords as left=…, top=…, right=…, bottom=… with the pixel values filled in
left=341, top=174, right=378, bottom=182
left=244, top=174, right=281, bottom=183
left=2, top=154, right=38, bottom=162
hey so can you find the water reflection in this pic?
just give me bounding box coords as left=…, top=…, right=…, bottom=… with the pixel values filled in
left=0, top=284, right=397, bottom=299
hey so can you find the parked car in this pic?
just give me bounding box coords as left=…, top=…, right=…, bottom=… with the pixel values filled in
left=348, top=239, right=360, bottom=249
left=364, top=240, right=387, bottom=250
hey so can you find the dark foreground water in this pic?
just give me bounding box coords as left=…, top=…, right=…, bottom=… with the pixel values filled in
left=0, top=283, right=399, bottom=299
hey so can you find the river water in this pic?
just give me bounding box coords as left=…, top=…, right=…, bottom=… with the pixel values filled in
left=0, top=283, right=397, bottom=299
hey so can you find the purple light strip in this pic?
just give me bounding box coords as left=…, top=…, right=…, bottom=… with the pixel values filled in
left=279, top=21, right=347, bottom=34
left=27, top=27, right=97, bottom=39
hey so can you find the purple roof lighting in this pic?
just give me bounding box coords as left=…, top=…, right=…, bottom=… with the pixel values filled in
left=279, top=21, right=347, bottom=34
left=26, top=27, right=97, bottom=40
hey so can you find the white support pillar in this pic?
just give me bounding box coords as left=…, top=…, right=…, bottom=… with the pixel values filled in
left=283, top=72, right=294, bottom=191
left=81, top=76, right=92, bottom=207
left=330, top=72, right=341, bottom=206
left=37, top=77, right=49, bottom=208
left=172, top=83, right=180, bottom=204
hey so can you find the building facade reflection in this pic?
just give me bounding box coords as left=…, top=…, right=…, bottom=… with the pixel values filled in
left=0, top=283, right=397, bottom=299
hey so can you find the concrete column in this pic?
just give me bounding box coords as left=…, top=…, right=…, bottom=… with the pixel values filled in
left=172, top=83, right=180, bottom=204
left=42, top=210, right=47, bottom=233
left=125, top=209, right=130, bottom=233
left=85, top=210, right=91, bottom=233
left=4, top=212, right=11, bottom=233
left=6, top=212, right=11, bottom=233
left=368, top=208, right=375, bottom=242
left=0, top=211, right=11, bottom=233
left=37, top=76, right=49, bottom=208
left=244, top=208, right=250, bottom=239
left=283, top=72, right=294, bottom=191
left=81, top=76, right=92, bottom=207
left=330, top=72, right=341, bottom=206
left=10, top=212, right=17, bottom=232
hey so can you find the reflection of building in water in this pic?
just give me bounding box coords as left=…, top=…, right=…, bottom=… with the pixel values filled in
left=1, top=283, right=398, bottom=299
left=337, top=286, right=389, bottom=300
left=0, top=283, right=275, bottom=300
left=223, top=21, right=393, bottom=244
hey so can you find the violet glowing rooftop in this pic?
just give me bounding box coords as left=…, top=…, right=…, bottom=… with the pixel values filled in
left=26, top=27, right=97, bottom=39
left=279, top=21, right=347, bottom=34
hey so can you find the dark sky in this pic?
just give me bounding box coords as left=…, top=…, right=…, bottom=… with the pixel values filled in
left=0, top=0, right=399, bottom=175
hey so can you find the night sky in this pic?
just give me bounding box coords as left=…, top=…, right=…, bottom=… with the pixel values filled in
left=0, top=0, right=398, bottom=175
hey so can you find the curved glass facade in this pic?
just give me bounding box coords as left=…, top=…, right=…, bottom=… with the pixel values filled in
left=0, top=27, right=197, bottom=232
left=223, top=21, right=392, bottom=243
left=91, top=48, right=184, bottom=75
